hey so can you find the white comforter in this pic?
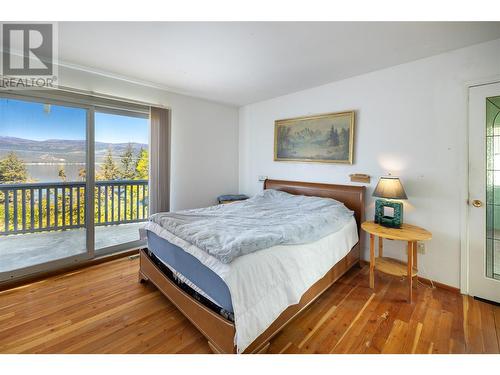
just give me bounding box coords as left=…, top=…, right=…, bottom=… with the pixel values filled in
left=142, top=215, right=358, bottom=353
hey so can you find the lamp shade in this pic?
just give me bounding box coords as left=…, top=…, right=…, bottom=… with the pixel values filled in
left=373, top=176, right=408, bottom=199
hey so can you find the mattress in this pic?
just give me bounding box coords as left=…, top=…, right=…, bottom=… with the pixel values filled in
left=147, top=230, right=233, bottom=312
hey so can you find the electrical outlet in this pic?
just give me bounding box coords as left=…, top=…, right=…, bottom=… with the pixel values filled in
left=417, top=242, right=426, bottom=254
left=258, top=175, right=268, bottom=182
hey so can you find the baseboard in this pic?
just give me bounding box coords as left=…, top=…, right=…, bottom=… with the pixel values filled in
left=359, top=260, right=460, bottom=294
left=417, top=276, right=460, bottom=294
left=0, top=249, right=140, bottom=292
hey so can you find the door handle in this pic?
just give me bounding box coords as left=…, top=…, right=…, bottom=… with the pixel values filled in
left=472, top=199, right=483, bottom=208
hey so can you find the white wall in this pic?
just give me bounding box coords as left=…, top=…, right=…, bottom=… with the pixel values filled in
left=57, top=65, right=239, bottom=211
left=239, top=38, right=500, bottom=288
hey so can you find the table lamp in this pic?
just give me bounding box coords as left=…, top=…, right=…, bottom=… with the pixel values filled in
left=373, top=176, right=408, bottom=228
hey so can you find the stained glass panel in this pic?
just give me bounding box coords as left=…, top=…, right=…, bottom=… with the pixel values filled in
left=486, top=96, right=500, bottom=280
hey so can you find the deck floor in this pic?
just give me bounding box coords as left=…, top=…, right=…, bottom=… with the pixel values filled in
left=0, top=223, right=143, bottom=272
left=0, top=257, right=498, bottom=354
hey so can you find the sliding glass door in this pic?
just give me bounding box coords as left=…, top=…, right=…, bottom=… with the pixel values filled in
left=0, top=96, right=91, bottom=278
left=93, top=110, right=149, bottom=255
left=0, top=92, right=149, bottom=282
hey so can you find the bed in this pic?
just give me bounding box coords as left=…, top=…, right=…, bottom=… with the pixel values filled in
left=139, top=179, right=365, bottom=354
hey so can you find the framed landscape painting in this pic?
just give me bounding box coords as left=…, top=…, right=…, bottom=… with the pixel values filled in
left=274, top=111, right=355, bottom=164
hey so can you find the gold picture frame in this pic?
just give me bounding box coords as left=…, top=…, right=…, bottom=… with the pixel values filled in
left=274, top=110, right=355, bottom=164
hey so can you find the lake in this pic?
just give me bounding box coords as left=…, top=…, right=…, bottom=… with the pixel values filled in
left=26, top=164, right=98, bottom=182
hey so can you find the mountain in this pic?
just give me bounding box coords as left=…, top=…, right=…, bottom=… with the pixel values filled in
left=0, top=136, right=147, bottom=164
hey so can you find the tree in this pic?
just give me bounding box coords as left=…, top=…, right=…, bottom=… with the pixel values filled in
left=98, top=148, right=119, bottom=180
left=58, top=167, right=67, bottom=182
left=120, top=143, right=135, bottom=180
left=78, top=168, right=86, bottom=181
left=0, top=152, right=28, bottom=183
left=135, top=148, right=148, bottom=180
left=329, top=126, right=339, bottom=147
left=277, top=126, right=292, bottom=154
left=340, top=128, right=349, bottom=146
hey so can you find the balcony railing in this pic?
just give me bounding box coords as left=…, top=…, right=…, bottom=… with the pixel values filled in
left=0, top=180, right=149, bottom=235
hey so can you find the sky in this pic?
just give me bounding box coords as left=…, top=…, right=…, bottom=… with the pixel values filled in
left=0, top=98, right=149, bottom=144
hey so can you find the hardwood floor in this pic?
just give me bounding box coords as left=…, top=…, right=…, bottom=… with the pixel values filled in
left=0, top=256, right=498, bottom=354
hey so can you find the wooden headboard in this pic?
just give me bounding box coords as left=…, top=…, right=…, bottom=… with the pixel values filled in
left=263, top=179, right=365, bottom=236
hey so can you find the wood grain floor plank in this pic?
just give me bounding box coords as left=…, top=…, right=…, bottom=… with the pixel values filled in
left=432, top=310, right=453, bottom=354
left=494, top=307, right=500, bottom=349
left=51, top=297, right=174, bottom=353
left=478, top=300, right=500, bottom=353
left=414, top=294, right=441, bottom=354
left=331, top=275, right=392, bottom=353
left=400, top=287, right=431, bottom=354
left=2, top=292, right=160, bottom=353
left=447, top=291, right=466, bottom=353
left=339, top=277, right=397, bottom=354
left=270, top=265, right=366, bottom=353
left=381, top=319, right=410, bottom=354
left=300, top=282, right=375, bottom=353
left=364, top=275, right=409, bottom=353
left=465, top=296, right=485, bottom=353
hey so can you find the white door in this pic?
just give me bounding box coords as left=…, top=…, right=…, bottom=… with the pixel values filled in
left=469, top=82, right=500, bottom=303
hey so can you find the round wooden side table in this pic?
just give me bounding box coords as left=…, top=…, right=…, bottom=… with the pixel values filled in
left=361, top=221, right=432, bottom=303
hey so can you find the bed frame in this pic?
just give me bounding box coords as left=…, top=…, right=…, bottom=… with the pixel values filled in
left=139, top=179, right=365, bottom=353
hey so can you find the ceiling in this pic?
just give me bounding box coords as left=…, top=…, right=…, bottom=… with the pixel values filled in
left=58, top=22, right=500, bottom=106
